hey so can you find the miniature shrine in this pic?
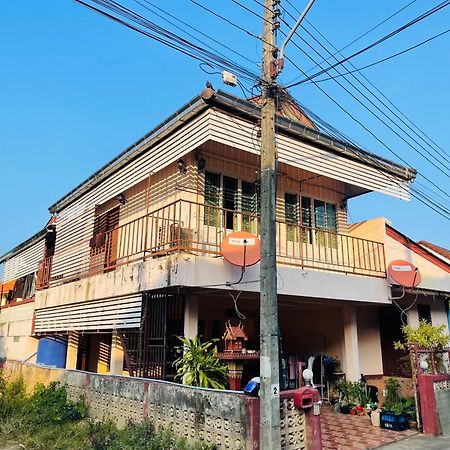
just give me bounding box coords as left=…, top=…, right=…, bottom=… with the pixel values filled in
left=216, top=321, right=260, bottom=390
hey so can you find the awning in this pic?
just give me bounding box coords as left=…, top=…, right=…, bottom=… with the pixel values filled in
left=34, top=294, right=142, bottom=333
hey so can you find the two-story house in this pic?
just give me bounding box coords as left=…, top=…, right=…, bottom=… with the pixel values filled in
left=0, top=86, right=416, bottom=385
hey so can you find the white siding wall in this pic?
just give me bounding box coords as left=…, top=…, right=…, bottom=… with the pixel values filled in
left=50, top=108, right=410, bottom=283
left=2, top=239, right=45, bottom=282
left=209, top=109, right=410, bottom=200
left=51, top=111, right=211, bottom=283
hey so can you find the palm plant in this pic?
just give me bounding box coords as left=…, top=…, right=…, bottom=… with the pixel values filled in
left=173, top=336, right=228, bottom=390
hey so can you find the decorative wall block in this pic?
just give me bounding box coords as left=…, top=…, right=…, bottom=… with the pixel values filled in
left=280, top=396, right=307, bottom=450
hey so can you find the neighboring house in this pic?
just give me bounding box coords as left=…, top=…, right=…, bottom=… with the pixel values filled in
left=350, top=219, right=450, bottom=382
left=0, top=218, right=56, bottom=361
left=0, top=87, right=416, bottom=385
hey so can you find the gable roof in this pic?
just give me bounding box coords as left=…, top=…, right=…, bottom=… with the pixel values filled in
left=386, top=225, right=450, bottom=274
left=48, top=88, right=416, bottom=214
left=417, top=241, right=450, bottom=262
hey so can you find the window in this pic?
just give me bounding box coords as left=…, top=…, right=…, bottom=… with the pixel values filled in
left=90, top=206, right=120, bottom=270
left=204, top=172, right=220, bottom=226
left=301, top=196, right=312, bottom=243
left=285, top=193, right=299, bottom=241
left=417, top=304, right=432, bottom=324
left=314, top=200, right=337, bottom=246
left=204, top=172, right=260, bottom=230
left=223, top=176, right=238, bottom=229
left=242, top=180, right=259, bottom=232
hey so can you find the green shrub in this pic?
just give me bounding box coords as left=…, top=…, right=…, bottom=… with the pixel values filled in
left=29, top=382, right=86, bottom=425
left=173, top=336, right=228, bottom=389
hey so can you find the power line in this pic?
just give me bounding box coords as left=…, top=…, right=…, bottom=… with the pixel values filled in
left=286, top=0, right=419, bottom=76
left=271, top=8, right=450, bottom=192
left=286, top=0, right=450, bottom=87
left=187, top=0, right=275, bottom=50
left=312, top=28, right=450, bottom=86
left=299, top=17, right=450, bottom=166
left=228, top=0, right=450, bottom=212
left=294, top=25, right=450, bottom=181
left=132, top=0, right=259, bottom=66
left=281, top=51, right=450, bottom=219
left=281, top=4, right=450, bottom=168
left=73, top=0, right=260, bottom=83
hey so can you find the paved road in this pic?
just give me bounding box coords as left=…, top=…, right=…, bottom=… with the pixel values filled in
left=378, top=433, right=450, bottom=449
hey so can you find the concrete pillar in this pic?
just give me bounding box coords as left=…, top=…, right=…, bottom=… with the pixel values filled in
left=184, top=295, right=199, bottom=339
left=342, top=305, right=360, bottom=381
left=65, top=331, right=79, bottom=370
left=110, top=331, right=124, bottom=375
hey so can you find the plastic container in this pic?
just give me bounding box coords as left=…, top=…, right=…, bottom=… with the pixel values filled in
left=380, top=411, right=408, bottom=431
left=36, top=336, right=68, bottom=368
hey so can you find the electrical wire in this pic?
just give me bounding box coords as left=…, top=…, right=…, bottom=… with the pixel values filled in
left=274, top=18, right=450, bottom=200
left=229, top=289, right=246, bottom=320
left=312, top=28, right=450, bottom=85
left=286, top=0, right=450, bottom=87
left=187, top=0, right=275, bottom=50
left=281, top=55, right=450, bottom=220
left=294, top=25, right=450, bottom=183
left=73, top=0, right=261, bottom=83
left=219, top=2, right=450, bottom=219
left=298, top=18, right=450, bottom=165
left=282, top=0, right=450, bottom=165
left=287, top=0, right=420, bottom=75
left=132, top=0, right=259, bottom=66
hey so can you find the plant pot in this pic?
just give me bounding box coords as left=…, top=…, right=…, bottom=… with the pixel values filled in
left=408, top=419, right=418, bottom=431
left=380, top=411, right=408, bottom=431
left=340, top=404, right=351, bottom=414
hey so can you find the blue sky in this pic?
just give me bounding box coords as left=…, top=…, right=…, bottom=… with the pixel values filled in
left=1, top=0, right=449, bottom=257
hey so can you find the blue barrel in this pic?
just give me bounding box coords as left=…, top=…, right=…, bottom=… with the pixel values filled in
left=36, top=336, right=68, bottom=368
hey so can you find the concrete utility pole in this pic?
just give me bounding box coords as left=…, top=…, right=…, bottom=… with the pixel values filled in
left=259, top=1, right=316, bottom=448
left=259, top=0, right=281, bottom=447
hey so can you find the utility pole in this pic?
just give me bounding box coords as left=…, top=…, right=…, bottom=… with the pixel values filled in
left=259, top=1, right=316, bottom=448
left=260, top=0, right=281, bottom=447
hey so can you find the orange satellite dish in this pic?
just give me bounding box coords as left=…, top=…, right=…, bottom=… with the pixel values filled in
left=221, top=231, right=260, bottom=267
left=387, top=260, right=421, bottom=288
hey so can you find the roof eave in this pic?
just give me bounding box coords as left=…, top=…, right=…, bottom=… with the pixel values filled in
left=48, top=94, right=209, bottom=214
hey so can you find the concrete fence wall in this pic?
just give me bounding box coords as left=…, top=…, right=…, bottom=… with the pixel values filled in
left=418, top=373, right=450, bottom=436
left=4, top=360, right=318, bottom=450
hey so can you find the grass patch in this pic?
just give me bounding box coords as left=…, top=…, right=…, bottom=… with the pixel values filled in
left=0, top=371, right=215, bottom=450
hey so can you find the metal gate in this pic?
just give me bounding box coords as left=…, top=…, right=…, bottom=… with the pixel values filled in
left=120, top=291, right=184, bottom=380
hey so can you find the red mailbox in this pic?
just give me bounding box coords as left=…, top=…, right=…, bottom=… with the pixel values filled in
left=293, top=387, right=319, bottom=409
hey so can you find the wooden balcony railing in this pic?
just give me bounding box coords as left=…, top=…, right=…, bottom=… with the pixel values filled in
left=38, top=199, right=386, bottom=288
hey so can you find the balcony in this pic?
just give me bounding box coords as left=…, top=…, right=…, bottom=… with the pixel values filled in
left=37, top=199, right=386, bottom=288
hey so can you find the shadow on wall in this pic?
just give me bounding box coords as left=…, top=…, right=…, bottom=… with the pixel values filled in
left=0, top=333, right=7, bottom=360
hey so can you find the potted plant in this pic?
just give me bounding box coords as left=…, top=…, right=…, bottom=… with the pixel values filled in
left=336, top=379, right=372, bottom=415
left=336, top=379, right=352, bottom=414
left=380, top=377, right=408, bottom=431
